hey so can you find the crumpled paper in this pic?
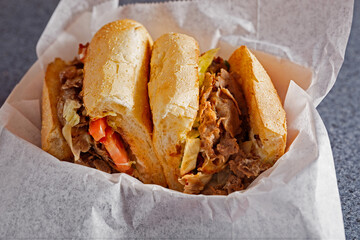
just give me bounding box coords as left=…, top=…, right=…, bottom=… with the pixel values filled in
left=0, top=0, right=353, bottom=238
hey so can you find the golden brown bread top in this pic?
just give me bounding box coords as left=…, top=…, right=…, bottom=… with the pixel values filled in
left=83, top=19, right=153, bottom=128
left=149, top=33, right=200, bottom=191
left=149, top=33, right=200, bottom=129
left=83, top=19, right=167, bottom=186
left=228, top=46, right=287, bottom=163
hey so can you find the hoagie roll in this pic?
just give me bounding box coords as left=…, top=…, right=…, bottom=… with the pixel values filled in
left=41, top=19, right=166, bottom=186
left=149, top=33, right=286, bottom=194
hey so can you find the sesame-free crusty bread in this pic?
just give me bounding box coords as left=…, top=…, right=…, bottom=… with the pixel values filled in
left=148, top=33, right=200, bottom=191
left=228, top=46, right=287, bottom=163
left=41, top=58, right=73, bottom=161
left=149, top=41, right=286, bottom=192
left=82, top=19, right=167, bottom=186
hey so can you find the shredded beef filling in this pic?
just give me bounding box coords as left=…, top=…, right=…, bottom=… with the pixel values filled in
left=182, top=57, right=270, bottom=195
left=56, top=57, right=122, bottom=174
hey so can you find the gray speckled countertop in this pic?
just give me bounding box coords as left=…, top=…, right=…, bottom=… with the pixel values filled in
left=0, top=0, right=359, bottom=238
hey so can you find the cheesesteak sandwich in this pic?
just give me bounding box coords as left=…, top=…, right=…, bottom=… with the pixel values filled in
left=41, top=19, right=166, bottom=186
left=149, top=33, right=287, bottom=194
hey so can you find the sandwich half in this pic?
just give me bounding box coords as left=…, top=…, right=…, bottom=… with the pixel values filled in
left=41, top=19, right=166, bottom=186
left=149, top=33, right=286, bottom=194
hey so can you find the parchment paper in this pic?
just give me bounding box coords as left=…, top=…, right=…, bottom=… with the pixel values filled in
left=0, top=0, right=353, bottom=238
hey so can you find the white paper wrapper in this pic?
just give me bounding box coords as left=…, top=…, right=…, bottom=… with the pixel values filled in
left=0, top=0, right=353, bottom=238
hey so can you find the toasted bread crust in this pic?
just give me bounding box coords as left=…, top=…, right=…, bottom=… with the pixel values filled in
left=41, top=58, right=73, bottom=161
left=150, top=43, right=286, bottom=192
left=228, top=46, right=287, bottom=163
left=149, top=33, right=200, bottom=191
left=83, top=19, right=166, bottom=186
